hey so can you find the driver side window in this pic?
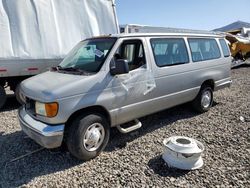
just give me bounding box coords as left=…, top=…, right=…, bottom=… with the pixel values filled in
left=115, top=40, right=146, bottom=71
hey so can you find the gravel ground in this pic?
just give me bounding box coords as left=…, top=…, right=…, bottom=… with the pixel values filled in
left=0, top=66, right=249, bottom=188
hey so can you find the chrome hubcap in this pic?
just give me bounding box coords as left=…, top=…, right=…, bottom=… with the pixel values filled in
left=83, top=123, right=105, bottom=152
left=201, top=90, right=212, bottom=108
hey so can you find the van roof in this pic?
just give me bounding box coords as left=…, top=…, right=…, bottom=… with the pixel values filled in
left=111, top=32, right=225, bottom=38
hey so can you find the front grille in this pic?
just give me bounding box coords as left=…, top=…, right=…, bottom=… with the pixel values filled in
left=25, top=97, right=36, bottom=116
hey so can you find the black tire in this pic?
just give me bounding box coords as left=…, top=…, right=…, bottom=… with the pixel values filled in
left=0, top=85, right=7, bottom=109
left=15, top=83, right=24, bottom=105
left=66, top=113, right=110, bottom=161
left=192, top=86, right=213, bottom=113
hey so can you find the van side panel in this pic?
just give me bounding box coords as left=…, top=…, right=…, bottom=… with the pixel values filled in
left=110, top=36, right=231, bottom=126
left=114, top=37, right=232, bottom=126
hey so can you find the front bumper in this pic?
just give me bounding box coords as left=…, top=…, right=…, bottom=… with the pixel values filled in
left=18, top=107, right=65, bottom=148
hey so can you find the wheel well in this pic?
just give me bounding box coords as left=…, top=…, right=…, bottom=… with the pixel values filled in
left=65, top=106, right=111, bottom=128
left=201, top=79, right=215, bottom=91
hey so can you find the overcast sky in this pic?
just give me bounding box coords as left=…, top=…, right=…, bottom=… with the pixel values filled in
left=116, top=0, right=250, bottom=30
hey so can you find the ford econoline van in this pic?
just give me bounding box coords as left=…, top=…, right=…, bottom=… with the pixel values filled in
left=18, top=33, right=232, bottom=160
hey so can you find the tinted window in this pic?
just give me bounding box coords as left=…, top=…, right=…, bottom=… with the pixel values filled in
left=151, top=38, right=189, bottom=67
left=219, top=39, right=230, bottom=57
left=188, top=38, right=221, bottom=62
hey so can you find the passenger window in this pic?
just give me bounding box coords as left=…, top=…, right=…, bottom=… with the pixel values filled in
left=188, top=38, right=221, bottom=62
left=115, top=40, right=146, bottom=71
left=219, top=39, right=230, bottom=57
left=150, top=38, right=189, bottom=67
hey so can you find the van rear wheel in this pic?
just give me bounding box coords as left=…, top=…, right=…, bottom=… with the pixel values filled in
left=66, top=113, right=110, bottom=161
left=0, top=85, right=6, bottom=109
left=192, top=86, right=213, bottom=113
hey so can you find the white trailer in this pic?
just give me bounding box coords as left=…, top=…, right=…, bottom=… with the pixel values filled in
left=0, top=0, right=119, bottom=108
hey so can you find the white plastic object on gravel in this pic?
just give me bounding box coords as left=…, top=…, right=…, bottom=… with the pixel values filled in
left=162, top=136, right=205, bottom=170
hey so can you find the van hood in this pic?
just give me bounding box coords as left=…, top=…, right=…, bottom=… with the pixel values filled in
left=21, top=71, right=102, bottom=102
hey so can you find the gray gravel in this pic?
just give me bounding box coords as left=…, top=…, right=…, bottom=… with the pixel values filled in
left=0, top=67, right=249, bottom=188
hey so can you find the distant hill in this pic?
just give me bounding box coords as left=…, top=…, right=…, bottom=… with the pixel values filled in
left=213, top=21, right=250, bottom=32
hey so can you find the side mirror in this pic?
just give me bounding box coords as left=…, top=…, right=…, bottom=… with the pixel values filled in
left=110, top=59, right=129, bottom=75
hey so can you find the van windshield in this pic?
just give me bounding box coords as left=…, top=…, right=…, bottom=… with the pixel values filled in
left=59, top=38, right=117, bottom=74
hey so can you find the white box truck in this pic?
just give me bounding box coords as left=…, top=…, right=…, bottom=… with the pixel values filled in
left=0, top=0, right=119, bottom=109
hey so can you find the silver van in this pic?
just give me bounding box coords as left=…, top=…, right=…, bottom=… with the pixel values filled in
left=18, top=33, right=232, bottom=160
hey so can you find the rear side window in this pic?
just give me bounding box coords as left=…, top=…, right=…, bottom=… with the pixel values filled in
left=188, top=38, right=221, bottom=62
left=150, top=38, right=189, bottom=67
left=219, top=39, right=230, bottom=57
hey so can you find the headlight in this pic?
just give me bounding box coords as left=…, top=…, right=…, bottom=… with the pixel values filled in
left=35, top=101, right=58, bottom=117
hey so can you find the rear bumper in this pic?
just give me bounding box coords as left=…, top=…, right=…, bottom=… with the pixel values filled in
left=214, top=78, right=232, bottom=91
left=18, top=107, right=65, bottom=148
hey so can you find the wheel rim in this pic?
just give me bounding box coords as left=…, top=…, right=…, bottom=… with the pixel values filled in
left=83, top=123, right=105, bottom=152
left=201, top=90, right=212, bottom=108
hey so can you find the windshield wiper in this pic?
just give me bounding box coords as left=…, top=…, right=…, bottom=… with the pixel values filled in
left=52, top=66, right=93, bottom=75
left=50, top=65, right=64, bottom=72
left=59, top=66, right=80, bottom=72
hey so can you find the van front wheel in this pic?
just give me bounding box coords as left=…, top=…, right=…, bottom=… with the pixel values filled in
left=192, top=86, right=213, bottom=113
left=66, top=113, right=110, bottom=161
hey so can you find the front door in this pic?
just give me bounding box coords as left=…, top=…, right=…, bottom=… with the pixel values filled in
left=107, top=38, right=156, bottom=124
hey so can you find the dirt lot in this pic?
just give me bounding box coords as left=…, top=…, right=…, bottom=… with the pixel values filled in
left=0, top=66, right=249, bottom=187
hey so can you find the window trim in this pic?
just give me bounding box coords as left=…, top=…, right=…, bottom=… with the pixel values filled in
left=188, top=38, right=222, bottom=62
left=150, top=37, right=190, bottom=68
